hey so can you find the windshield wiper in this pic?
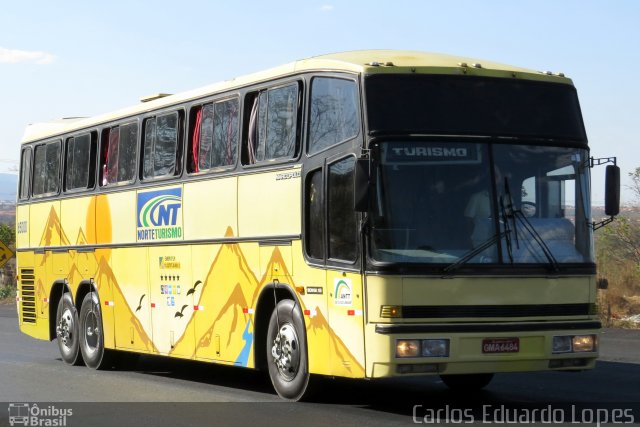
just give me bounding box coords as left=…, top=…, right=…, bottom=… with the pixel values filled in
left=504, top=177, right=560, bottom=272
left=442, top=230, right=506, bottom=276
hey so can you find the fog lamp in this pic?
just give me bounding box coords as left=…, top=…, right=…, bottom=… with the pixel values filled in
left=572, top=335, right=596, bottom=352
left=396, top=339, right=420, bottom=358
left=422, top=339, right=450, bottom=357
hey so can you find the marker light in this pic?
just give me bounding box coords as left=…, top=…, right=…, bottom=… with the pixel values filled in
left=381, top=305, right=402, bottom=318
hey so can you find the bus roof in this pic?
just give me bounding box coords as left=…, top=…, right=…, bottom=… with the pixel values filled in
left=21, top=50, right=571, bottom=144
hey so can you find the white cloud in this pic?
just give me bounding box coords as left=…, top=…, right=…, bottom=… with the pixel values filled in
left=0, top=47, right=55, bottom=65
left=320, top=4, right=334, bottom=12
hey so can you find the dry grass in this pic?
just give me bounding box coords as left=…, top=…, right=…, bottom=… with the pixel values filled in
left=597, top=259, right=640, bottom=329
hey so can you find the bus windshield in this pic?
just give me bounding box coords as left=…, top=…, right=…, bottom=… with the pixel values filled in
left=369, top=141, right=593, bottom=267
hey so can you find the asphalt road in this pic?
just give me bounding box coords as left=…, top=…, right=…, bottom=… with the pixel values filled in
left=1, top=302, right=639, bottom=427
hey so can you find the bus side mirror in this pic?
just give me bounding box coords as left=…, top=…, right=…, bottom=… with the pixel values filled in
left=354, top=158, right=369, bottom=212
left=604, top=165, right=620, bottom=216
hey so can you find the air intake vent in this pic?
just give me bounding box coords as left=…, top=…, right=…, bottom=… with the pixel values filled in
left=20, top=268, right=36, bottom=324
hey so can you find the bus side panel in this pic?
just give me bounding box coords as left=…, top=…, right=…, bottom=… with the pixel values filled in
left=173, top=241, right=261, bottom=365
left=326, top=270, right=366, bottom=378
left=291, top=241, right=331, bottom=375
left=16, top=204, right=29, bottom=249
left=237, top=169, right=301, bottom=238
left=111, top=247, right=154, bottom=353
left=183, top=177, right=237, bottom=240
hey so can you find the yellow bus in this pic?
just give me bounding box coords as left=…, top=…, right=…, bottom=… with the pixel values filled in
left=15, top=50, right=620, bottom=400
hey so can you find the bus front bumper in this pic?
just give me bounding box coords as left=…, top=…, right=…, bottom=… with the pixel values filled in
left=365, top=321, right=600, bottom=378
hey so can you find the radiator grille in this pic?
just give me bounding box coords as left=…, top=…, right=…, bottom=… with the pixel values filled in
left=20, top=268, right=36, bottom=324
left=401, top=303, right=593, bottom=318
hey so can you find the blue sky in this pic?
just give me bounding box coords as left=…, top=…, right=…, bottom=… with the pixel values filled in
left=1, top=0, right=639, bottom=204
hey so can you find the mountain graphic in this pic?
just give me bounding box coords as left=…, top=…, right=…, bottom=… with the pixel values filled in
left=94, top=255, right=157, bottom=353
left=170, top=229, right=259, bottom=360
left=170, top=236, right=364, bottom=376
left=39, top=206, right=71, bottom=247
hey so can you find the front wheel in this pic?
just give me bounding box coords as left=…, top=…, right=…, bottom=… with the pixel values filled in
left=440, top=373, right=494, bottom=391
left=266, top=299, right=310, bottom=401
left=79, top=292, right=112, bottom=369
left=55, top=293, right=82, bottom=365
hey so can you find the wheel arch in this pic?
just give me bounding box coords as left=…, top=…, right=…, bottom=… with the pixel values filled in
left=74, top=279, right=99, bottom=314
left=253, top=282, right=303, bottom=371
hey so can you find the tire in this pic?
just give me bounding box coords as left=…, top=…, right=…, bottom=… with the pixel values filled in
left=266, top=299, right=310, bottom=401
left=79, top=291, right=112, bottom=369
left=440, top=373, right=494, bottom=391
left=55, top=293, right=83, bottom=365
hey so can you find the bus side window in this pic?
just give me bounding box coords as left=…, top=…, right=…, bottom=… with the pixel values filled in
left=243, top=83, right=300, bottom=165
left=309, top=77, right=360, bottom=155
left=101, top=123, right=137, bottom=186
left=65, top=132, right=96, bottom=191
left=305, top=168, right=324, bottom=260
left=188, top=98, right=238, bottom=173
left=32, top=140, right=61, bottom=196
left=19, top=148, right=32, bottom=200
left=328, top=156, right=357, bottom=262
left=142, top=112, right=181, bottom=179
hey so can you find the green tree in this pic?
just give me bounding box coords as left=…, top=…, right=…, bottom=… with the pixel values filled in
left=0, top=224, right=15, bottom=248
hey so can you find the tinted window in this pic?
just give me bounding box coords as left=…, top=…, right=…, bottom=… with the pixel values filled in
left=246, top=83, right=299, bottom=164
left=65, top=133, right=92, bottom=190
left=309, top=78, right=359, bottom=154
left=328, top=157, right=357, bottom=261
left=192, top=98, right=239, bottom=172
left=143, top=112, right=179, bottom=179
left=102, top=122, right=137, bottom=185
left=305, top=168, right=324, bottom=259
left=365, top=74, right=586, bottom=142
left=32, top=141, right=60, bottom=196
left=19, top=148, right=31, bottom=200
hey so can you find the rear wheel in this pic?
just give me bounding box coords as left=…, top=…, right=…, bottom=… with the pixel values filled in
left=440, top=373, right=494, bottom=391
left=79, top=292, right=112, bottom=369
left=266, top=299, right=310, bottom=401
left=55, top=293, right=82, bottom=365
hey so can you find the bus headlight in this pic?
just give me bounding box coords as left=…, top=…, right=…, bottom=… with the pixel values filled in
left=422, top=339, right=450, bottom=357
left=396, top=340, right=420, bottom=358
left=552, top=336, right=572, bottom=353
left=396, top=339, right=450, bottom=358
left=572, top=335, right=596, bottom=352
left=552, top=335, right=597, bottom=354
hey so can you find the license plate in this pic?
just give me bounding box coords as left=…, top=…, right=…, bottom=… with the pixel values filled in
left=482, top=338, right=520, bottom=353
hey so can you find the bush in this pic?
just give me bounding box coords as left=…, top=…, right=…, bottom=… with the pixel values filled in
left=0, top=284, right=16, bottom=301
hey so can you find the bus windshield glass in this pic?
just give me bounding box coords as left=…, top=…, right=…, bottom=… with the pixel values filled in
left=365, top=74, right=586, bottom=141
left=369, top=141, right=593, bottom=267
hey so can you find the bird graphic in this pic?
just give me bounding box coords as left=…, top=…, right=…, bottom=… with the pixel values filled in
left=135, top=294, right=146, bottom=312
left=174, top=304, right=189, bottom=318
left=186, top=280, right=202, bottom=296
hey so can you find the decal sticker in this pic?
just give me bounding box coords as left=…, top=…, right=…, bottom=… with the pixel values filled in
left=306, top=286, right=323, bottom=295
left=334, top=278, right=352, bottom=307
left=159, top=256, right=181, bottom=269
left=137, top=187, right=183, bottom=241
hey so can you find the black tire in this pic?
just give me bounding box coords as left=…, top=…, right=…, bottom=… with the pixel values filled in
left=55, top=293, right=83, bottom=365
left=440, top=373, right=494, bottom=391
left=79, top=292, right=112, bottom=369
left=266, top=299, right=310, bottom=401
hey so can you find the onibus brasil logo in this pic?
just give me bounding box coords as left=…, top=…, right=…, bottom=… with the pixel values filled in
left=137, top=188, right=183, bottom=241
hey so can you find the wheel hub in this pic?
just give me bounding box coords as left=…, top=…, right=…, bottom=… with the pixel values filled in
left=56, top=308, right=74, bottom=347
left=84, top=310, right=100, bottom=352
left=271, top=323, right=300, bottom=381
